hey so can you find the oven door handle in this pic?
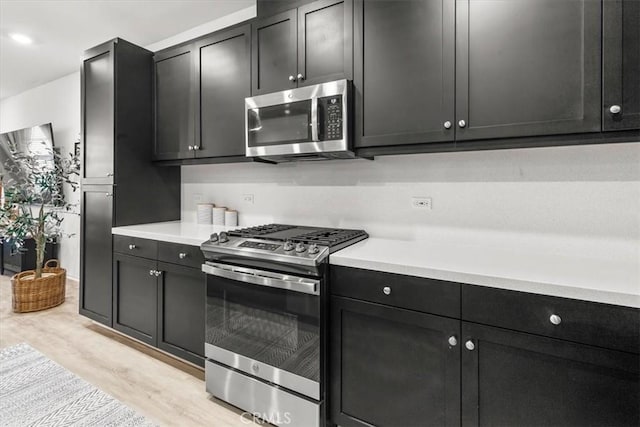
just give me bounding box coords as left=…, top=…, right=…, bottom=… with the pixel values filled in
left=202, top=263, right=320, bottom=296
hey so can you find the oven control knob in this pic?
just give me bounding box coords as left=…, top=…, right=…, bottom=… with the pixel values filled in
left=308, top=244, right=320, bottom=254
left=209, top=233, right=219, bottom=243
left=219, top=232, right=229, bottom=243
left=283, top=241, right=295, bottom=251
left=295, top=243, right=307, bottom=253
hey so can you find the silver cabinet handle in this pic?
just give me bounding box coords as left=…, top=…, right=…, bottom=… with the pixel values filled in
left=382, top=286, right=392, bottom=295
left=465, top=340, right=475, bottom=351
left=288, top=75, right=296, bottom=82
left=178, top=252, right=187, bottom=259
left=297, top=73, right=304, bottom=81
left=444, top=121, right=452, bottom=129
left=549, top=314, right=562, bottom=325
left=609, top=105, right=621, bottom=114
left=458, top=120, right=466, bottom=128
left=128, top=244, right=136, bottom=250
left=448, top=336, right=458, bottom=346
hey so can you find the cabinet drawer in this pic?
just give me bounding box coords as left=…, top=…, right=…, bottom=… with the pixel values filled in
left=462, top=285, right=640, bottom=354
left=157, top=241, right=204, bottom=269
left=330, top=266, right=460, bottom=318
left=113, top=235, right=158, bottom=259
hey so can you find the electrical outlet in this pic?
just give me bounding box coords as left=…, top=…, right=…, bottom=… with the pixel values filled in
left=193, top=193, right=203, bottom=204
left=242, top=194, right=254, bottom=204
left=411, top=197, right=432, bottom=210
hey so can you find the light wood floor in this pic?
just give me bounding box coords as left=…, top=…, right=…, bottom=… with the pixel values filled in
left=0, top=274, right=262, bottom=426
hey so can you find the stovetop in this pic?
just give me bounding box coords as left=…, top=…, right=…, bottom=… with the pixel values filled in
left=201, top=224, right=368, bottom=273
left=227, top=224, right=368, bottom=252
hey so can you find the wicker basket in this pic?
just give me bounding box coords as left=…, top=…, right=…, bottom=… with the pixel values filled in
left=11, top=259, right=66, bottom=313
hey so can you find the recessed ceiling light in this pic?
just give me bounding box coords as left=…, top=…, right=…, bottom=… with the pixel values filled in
left=9, top=33, right=33, bottom=45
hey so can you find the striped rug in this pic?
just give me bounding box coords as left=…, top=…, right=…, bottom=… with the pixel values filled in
left=0, top=343, right=155, bottom=427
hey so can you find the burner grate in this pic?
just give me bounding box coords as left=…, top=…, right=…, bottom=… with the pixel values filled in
left=291, top=229, right=368, bottom=247
left=227, top=224, right=295, bottom=237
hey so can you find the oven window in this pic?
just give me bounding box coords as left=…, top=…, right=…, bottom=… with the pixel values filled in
left=247, top=100, right=312, bottom=146
left=206, top=275, right=320, bottom=383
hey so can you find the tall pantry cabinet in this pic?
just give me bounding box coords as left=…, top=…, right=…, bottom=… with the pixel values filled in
left=79, top=38, right=180, bottom=326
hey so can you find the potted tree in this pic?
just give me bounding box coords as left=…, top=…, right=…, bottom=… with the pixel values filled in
left=0, top=140, right=79, bottom=312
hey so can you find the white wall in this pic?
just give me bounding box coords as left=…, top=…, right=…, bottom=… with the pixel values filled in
left=182, top=142, right=640, bottom=259
left=0, top=72, right=81, bottom=278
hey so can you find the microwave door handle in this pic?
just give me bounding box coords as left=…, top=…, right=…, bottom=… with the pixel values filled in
left=202, top=263, right=320, bottom=296
left=311, top=97, right=319, bottom=142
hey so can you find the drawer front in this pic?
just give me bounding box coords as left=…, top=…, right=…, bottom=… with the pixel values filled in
left=157, top=241, right=204, bottom=269
left=330, top=266, right=460, bottom=318
left=462, top=285, right=640, bottom=354
left=113, top=235, right=158, bottom=259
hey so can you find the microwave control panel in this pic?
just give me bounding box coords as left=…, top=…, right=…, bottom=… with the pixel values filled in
left=318, top=95, right=343, bottom=140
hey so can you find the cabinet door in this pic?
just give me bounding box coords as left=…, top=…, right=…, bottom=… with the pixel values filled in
left=354, top=0, right=455, bottom=148
left=603, top=0, right=640, bottom=130
left=455, top=0, right=601, bottom=141
left=153, top=45, right=196, bottom=161
left=113, top=253, right=157, bottom=346
left=196, top=25, right=251, bottom=158
left=252, top=9, right=298, bottom=95
left=330, top=296, right=460, bottom=427
left=79, top=186, right=113, bottom=326
left=157, top=262, right=205, bottom=366
left=461, top=322, right=640, bottom=427
left=297, top=0, right=353, bottom=86
left=81, top=42, right=114, bottom=184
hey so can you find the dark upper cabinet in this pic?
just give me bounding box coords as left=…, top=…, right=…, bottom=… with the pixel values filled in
left=195, top=25, right=251, bottom=159
left=353, top=0, right=455, bottom=148
left=603, top=0, right=640, bottom=131
left=252, top=0, right=352, bottom=94
left=157, top=262, right=205, bottom=366
left=461, top=322, right=639, bottom=427
left=113, top=253, right=158, bottom=346
left=252, top=9, right=298, bottom=94
left=455, top=0, right=602, bottom=141
left=153, top=44, right=196, bottom=161
left=79, top=186, right=113, bottom=326
left=82, top=45, right=114, bottom=183
left=330, top=296, right=460, bottom=427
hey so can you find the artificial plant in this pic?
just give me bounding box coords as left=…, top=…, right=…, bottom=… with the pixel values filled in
left=0, top=143, right=79, bottom=278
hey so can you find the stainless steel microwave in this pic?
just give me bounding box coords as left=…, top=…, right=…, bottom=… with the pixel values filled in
left=245, top=79, right=353, bottom=162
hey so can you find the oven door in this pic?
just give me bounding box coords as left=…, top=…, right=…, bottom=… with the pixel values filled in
left=202, top=262, right=321, bottom=400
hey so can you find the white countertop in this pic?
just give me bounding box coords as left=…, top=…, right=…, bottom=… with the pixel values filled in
left=112, top=221, right=238, bottom=247
left=112, top=221, right=640, bottom=308
left=330, top=237, right=640, bottom=308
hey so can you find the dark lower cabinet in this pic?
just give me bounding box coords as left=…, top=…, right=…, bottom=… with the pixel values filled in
left=461, top=321, right=640, bottom=427
left=79, top=186, right=113, bottom=326
left=113, top=253, right=158, bottom=346
left=111, top=238, right=205, bottom=367
left=330, top=296, right=460, bottom=427
left=603, top=0, right=640, bottom=131
left=157, top=262, right=205, bottom=366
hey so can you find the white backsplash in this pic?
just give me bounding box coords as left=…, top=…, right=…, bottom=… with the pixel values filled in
left=182, top=142, right=640, bottom=259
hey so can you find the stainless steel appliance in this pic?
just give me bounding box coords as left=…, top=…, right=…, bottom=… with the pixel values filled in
left=245, top=80, right=353, bottom=162
left=201, top=224, right=368, bottom=427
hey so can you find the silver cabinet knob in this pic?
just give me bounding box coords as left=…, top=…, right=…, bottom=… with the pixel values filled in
left=297, top=73, right=304, bottom=81
left=106, top=173, right=114, bottom=177
left=465, top=340, right=475, bottom=351
left=288, top=75, right=296, bottom=82
left=155, top=270, right=162, bottom=277
left=128, top=244, right=136, bottom=250
left=382, top=286, right=392, bottom=295
left=188, top=145, right=193, bottom=151
left=448, top=336, right=458, bottom=346
left=105, top=193, right=113, bottom=197
left=444, top=121, right=452, bottom=129
left=458, top=120, right=466, bottom=128
left=609, top=105, right=621, bottom=114
left=549, top=314, right=562, bottom=325
left=193, top=145, right=200, bottom=150
left=178, top=252, right=187, bottom=259
left=149, top=269, right=155, bottom=276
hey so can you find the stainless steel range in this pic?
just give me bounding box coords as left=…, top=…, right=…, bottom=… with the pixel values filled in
left=201, top=224, right=367, bottom=427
